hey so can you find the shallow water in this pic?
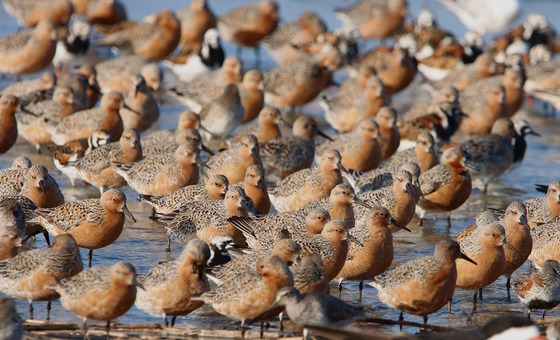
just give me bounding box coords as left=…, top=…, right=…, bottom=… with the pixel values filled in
left=1, top=0, right=560, bottom=337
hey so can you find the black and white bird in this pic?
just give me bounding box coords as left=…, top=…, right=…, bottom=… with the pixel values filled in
left=162, top=28, right=225, bottom=83
left=52, top=19, right=92, bottom=75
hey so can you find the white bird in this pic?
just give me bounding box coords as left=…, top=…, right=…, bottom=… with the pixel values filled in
left=437, top=0, right=519, bottom=34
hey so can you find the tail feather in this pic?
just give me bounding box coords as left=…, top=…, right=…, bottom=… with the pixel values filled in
left=535, top=184, right=548, bottom=194
left=226, top=216, right=257, bottom=242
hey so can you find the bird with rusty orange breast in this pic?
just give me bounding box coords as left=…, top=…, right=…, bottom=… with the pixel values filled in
left=369, top=239, right=476, bottom=325
left=53, top=261, right=141, bottom=338
left=201, top=255, right=293, bottom=338
left=460, top=58, right=526, bottom=117
left=336, top=0, right=407, bottom=40
left=238, top=164, right=270, bottom=215
left=0, top=20, right=57, bottom=76
left=232, top=107, right=282, bottom=144
left=19, top=165, right=64, bottom=209
left=218, top=0, right=279, bottom=67
left=83, top=0, right=127, bottom=25
left=205, top=134, right=262, bottom=185
left=456, top=222, right=516, bottom=314
left=30, top=189, right=136, bottom=267
left=0, top=96, right=20, bottom=154
left=0, top=233, right=83, bottom=320
left=269, top=149, right=345, bottom=213
left=416, top=148, right=473, bottom=226
left=263, top=52, right=338, bottom=110
left=338, top=207, right=410, bottom=299
left=238, top=69, right=264, bottom=124
left=459, top=85, right=510, bottom=137
left=499, top=201, right=533, bottom=301
left=98, top=9, right=181, bottom=61
left=354, top=47, right=416, bottom=94
left=3, top=0, right=73, bottom=27
left=323, top=74, right=390, bottom=133
left=136, top=238, right=211, bottom=327
left=316, top=118, right=383, bottom=172
left=176, top=0, right=217, bottom=52
left=376, top=106, right=400, bottom=161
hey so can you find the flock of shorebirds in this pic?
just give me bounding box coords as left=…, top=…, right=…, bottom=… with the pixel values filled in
left=1, top=0, right=560, bottom=339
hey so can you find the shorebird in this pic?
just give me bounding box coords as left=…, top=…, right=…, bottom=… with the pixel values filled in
left=269, top=149, right=345, bottom=212
left=370, top=239, right=475, bottom=325
left=260, top=115, right=330, bottom=180
left=460, top=117, right=515, bottom=193
left=354, top=170, right=416, bottom=229
left=228, top=208, right=330, bottom=249
left=84, top=0, right=127, bottom=25
left=0, top=234, right=82, bottom=320
left=200, top=255, right=293, bottom=338
left=316, top=118, right=383, bottom=172
left=49, top=129, right=111, bottom=187
left=120, top=74, right=160, bottom=132
left=256, top=287, right=364, bottom=339
left=176, top=0, right=217, bottom=52
left=217, top=0, right=279, bottom=67
left=53, top=261, right=141, bottom=339
left=139, top=174, right=229, bottom=215
left=0, top=20, right=57, bottom=77
left=0, top=96, right=20, bottom=154
left=98, top=9, right=181, bottom=61
left=69, top=128, right=142, bottom=194
left=335, top=0, right=407, bottom=40
left=154, top=186, right=251, bottom=249
left=417, top=148, right=473, bottom=226
left=338, top=207, right=409, bottom=299
left=515, top=259, right=560, bottom=319
left=136, top=238, right=211, bottom=327
left=456, top=222, right=516, bottom=314
left=2, top=0, right=73, bottom=27
left=31, top=189, right=136, bottom=267
left=114, top=144, right=205, bottom=196
left=205, top=134, right=261, bottom=185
